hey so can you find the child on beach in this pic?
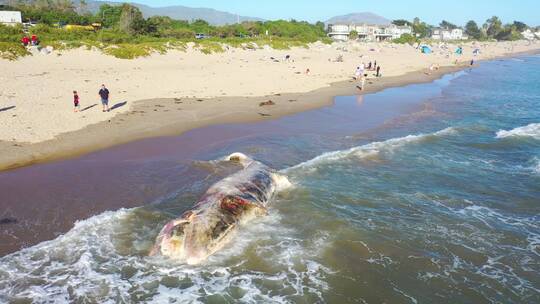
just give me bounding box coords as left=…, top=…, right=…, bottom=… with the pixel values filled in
left=73, top=91, right=80, bottom=112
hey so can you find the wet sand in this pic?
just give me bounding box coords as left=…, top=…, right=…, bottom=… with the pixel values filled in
left=0, top=69, right=462, bottom=256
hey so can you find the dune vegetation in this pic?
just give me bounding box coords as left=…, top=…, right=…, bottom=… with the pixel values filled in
left=0, top=2, right=331, bottom=60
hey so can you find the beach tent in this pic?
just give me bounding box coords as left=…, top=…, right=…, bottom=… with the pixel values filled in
left=455, top=47, right=463, bottom=55
left=420, top=45, right=432, bottom=54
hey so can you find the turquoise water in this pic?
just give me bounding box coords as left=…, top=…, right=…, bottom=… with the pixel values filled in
left=1, top=56, right=539, bottom=303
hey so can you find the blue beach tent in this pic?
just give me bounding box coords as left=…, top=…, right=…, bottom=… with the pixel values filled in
left=420, top=45, right=432, bottom=54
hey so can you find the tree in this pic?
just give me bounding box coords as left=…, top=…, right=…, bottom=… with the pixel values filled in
left=54, top=0, right=74, bottom=12
left=485, top=16, right=502, bottom=38
left=79, top=0, right=88, bottom=13
left=315, top=21, right=325, bottom=31
left=99, top=4, right=122, bottom=28
left=512, top=21, right=528, bottom=32
left=412, top=17, right=430, bottom=38
left=392, top=19, right=410, bottom=26
left=439, top=20, right=457, bottom=29
left=465, top=20, right=483, bottom=40
left=119, top=4, right=145, bottom=34
left=495, top=24, right=523, bottom=41
left=393, top=33, right=417, bottom=44
left=349, top=30, right=358, bottom=40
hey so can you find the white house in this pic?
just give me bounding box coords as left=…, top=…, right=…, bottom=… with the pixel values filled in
left=431, top=28, right=467, bottom=41
left=327, top=24, right=351, bottom=41
left=392, top=25, right=413, bottom=39
left=0, top=11, right=22, bottom=26
left=328, top=23, right=413, bottom=42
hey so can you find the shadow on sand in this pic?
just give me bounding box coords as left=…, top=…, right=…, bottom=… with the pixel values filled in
left=81, top=104, right=98, bottom=112
left=0, top=106, right=16, bottom=112
left=110, top=101, right=127, bottom=111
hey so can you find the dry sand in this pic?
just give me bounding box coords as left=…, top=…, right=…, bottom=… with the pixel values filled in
left=1, top=40, right=539, bottom=170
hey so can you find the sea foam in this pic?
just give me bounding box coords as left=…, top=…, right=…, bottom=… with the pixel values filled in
left=0, top=206, right=330, bottom=303
left=496, top=123, right=540, bottom=139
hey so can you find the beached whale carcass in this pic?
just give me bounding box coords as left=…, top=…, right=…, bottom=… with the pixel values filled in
left=150, top=153, right=290, bottom=264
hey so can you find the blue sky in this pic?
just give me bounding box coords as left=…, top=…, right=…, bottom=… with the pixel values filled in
left=109, top=0, right=539, bottom=26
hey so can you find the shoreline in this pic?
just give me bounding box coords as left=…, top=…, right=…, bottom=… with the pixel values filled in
left=0, top=65, right=462, bottom=172
left=0, top=65, right=466, bottom=257
left=0, top=47, right=538, bottom=172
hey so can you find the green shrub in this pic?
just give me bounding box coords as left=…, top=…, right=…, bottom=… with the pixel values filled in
left=158, top=28, right=195, bottom=39
left=103, top=44, right=151, bottom=59
left=195, top=41, right=224, bottom=54
left=393, top=33, right=418, bottom=44
left=0, top=42, right=29, bottom=60
left=0, top=24, right=25, bottom=43
left=102, top=42, right=171, bottom=59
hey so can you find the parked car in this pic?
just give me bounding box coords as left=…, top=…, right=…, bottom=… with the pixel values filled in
left=195, top=33, right=209, bottom=39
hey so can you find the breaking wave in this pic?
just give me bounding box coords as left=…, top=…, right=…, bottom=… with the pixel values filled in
left=0, top=208, right=331, bottom=303
left=285, top=127, right=458, bottom=172
left=496, top=123, right=540, bottom=139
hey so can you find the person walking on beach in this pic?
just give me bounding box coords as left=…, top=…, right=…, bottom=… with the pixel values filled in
left=73, top=90, right=80, bottom=112
left=357, top=75, right=366, bottom=91
left=99, top=84, right=110, bottom=112
left=376, top=66, right=381, bottom=77
left=354, top=66, right=363, bottom=80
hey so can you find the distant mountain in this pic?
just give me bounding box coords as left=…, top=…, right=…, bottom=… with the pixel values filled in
left=326, top=12, right=390, bottom=25
left=76, top=0, right=264, bottom=25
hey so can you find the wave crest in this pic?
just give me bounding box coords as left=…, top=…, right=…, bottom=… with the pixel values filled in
left=286, top=127, right=458, bottom=172
left=496, top=123, right=540, bottom=139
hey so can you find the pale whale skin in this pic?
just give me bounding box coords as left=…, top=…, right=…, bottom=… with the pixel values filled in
left=150, top=153, right=289, bottom=264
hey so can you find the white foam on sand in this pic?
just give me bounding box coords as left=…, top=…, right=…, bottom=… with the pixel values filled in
left=285, top=127, right=458, bottom=172
left=496, top=123, right=540, bottom=139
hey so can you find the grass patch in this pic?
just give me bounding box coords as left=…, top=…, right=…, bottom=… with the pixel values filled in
left=102, top=43, right=157, bottom=59
left=0, top=42, right=29, bottom=60
left=194, top=40, right=224, bottom=54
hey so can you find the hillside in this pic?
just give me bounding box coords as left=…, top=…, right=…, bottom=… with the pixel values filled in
left=326, top=12, right=390, bottom=25
left=74, top=0, right=264, bottom=25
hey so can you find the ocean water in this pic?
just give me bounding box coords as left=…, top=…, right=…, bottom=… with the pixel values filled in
left=1, top=55, right=540, bottom=303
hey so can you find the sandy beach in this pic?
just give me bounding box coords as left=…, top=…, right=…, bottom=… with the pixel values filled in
left=1, top=40, right=539, bottom=170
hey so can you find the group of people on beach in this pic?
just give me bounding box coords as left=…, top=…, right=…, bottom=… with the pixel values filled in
left=354, top=61, right=381, bottom=91
left=20, top=34, right=39, bottom=47
left=72, top=84, right=110, bottom=113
